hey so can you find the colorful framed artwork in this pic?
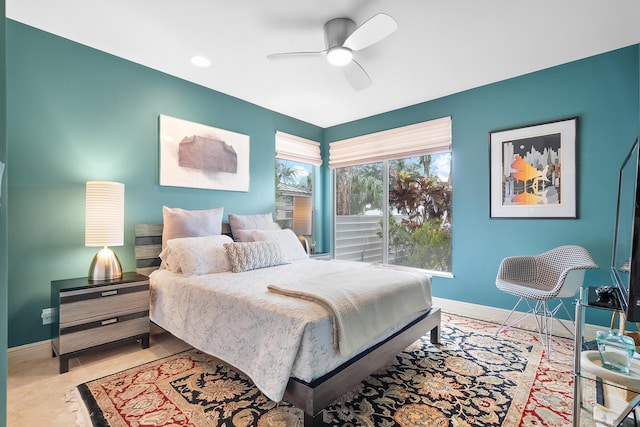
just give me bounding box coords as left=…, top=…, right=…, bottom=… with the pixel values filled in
left=489, top=117, right=577, bottom=218
left=159, top=115, right=250, bottom=192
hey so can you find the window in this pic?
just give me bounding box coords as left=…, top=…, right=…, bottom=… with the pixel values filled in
left=275, top=159, right=313, bottom=229
left=330, top=117, right=452, bottom=273
left=334, top=162, right=385, bottom=262
left=275, top=132, right=321, bottom=249
left=388, top=154, right=451, bottom=271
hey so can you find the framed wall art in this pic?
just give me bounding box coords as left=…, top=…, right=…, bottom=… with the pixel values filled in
left=489, top=117, right=577, bottom=218
left=159, top=115, right=250, bottom=192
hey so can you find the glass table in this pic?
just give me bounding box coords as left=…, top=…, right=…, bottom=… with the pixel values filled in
left=574, top=287, right=640, bottom=426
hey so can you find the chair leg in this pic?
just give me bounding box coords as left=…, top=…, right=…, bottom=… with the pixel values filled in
left=556, top=299, right=576, bottom=337
left=498, top=298, right=563, bottom=358
left=497, top=298, right=549, bottom=342
left=539, top=299, right=578, bottom=358
left=540, top=301, right=553, bottom=357
left=496, top=297, right=527, bottom=335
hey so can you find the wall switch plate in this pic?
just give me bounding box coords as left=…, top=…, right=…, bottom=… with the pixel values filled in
left=41, top=307, right=56, bottom=325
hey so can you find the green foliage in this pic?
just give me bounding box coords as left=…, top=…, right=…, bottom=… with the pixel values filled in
left=386, top=168, right=452, bottom=271
left=335, top=163, right=384, bottom=215
left=403, top=219, right=452, bottom=271
left=337, top=155, right=453, bottom=272
left=275, top=160, right=297, bottom=189
left=381, top=214, right=452, bottom=271
left=389, top=170, right=451, bottom=231
left=378, top=212, right=412, bottom=263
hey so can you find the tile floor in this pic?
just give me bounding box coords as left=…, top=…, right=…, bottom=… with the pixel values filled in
left=7, top=330, right=190, bottom=426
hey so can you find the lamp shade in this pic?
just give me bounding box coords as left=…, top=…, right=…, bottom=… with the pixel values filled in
left=293, top=196, right=312, bottom=236
left=85, top=181, right=124, bottom=247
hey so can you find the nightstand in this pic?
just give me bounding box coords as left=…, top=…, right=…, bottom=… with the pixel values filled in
left=310, top=252, right=331, bottom=260
left=51, top=272, right=150, bottom=374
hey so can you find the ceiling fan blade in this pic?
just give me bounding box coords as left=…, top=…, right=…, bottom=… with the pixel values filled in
left=342, top=59, right=372, bottom=91
left=267, top=50, right=326, bottom=61
left=343, top=13, right=398, bottom=51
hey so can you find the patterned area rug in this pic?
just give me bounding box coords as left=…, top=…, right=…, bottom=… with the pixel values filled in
left=72, top=313, right=584, bottom=426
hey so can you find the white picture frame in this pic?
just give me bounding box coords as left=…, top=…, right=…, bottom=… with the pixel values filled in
left=489, top=117, right=577, bottom=218
left=159, top=115, right=250, bottom=192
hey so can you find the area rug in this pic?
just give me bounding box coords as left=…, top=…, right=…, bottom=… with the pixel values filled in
left=70, top=313, right=585, bottom=426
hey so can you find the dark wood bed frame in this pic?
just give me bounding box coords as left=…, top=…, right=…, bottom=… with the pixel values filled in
left=135, top=224, right=441, bottom=426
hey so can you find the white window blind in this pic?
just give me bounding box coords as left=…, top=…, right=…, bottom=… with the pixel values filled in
left=275, top=131, right=322, bottom=166
left=329, top=116, right=451, bottom=169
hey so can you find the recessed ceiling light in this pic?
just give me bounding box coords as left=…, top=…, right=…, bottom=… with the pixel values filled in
left=190, top=56, right=211, bottom=67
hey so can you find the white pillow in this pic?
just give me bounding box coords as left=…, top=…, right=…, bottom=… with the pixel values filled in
left=252, top=229, right=309, bottom=262
left=165, top=235, right=233, bottom=275
left=162, top=206, right=224, bottom=249
left=228, top=213, right=280, bottom=241
left=159, top=247, right=182, bottom=273
left=233, top=229, right=256, bottom=242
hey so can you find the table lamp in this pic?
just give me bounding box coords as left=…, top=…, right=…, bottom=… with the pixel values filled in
left=85, top=181, right=124, bottom=281
left=293, top=196, right=312, bottom=254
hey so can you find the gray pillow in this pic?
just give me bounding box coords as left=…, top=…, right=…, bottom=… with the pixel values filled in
left=223, top=241, right=288, bottom=273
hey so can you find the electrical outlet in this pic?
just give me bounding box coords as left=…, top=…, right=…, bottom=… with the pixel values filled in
left=41, top=307, right=56, bottom=325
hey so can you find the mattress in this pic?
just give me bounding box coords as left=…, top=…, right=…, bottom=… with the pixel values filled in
left=149, top=259, right=432, bottom=402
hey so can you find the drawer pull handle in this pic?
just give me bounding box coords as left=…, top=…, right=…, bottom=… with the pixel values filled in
left=101, top=290, right=118, bottom=297
left=101, top=318, right=118, bottom=326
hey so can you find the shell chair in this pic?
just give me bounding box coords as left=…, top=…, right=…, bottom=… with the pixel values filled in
left=495, top=245, right=598, bottom=357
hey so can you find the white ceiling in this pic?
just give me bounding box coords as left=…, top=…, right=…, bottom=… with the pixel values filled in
left=7, top=1, right=640, bottom=128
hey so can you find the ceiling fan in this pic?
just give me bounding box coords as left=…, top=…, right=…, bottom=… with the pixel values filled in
left=267, top=13, right=398, bottom=91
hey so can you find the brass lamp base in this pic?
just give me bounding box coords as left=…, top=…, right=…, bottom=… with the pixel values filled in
left=298, top=235, right=310, bottom=254
left=89, top=247, right=123, bottom=281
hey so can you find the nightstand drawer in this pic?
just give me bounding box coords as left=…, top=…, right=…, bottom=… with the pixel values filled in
left=59, top=315, right=149, bottom=354
left=60, top=283, right=149, bottom=325
left=51, top=272, right=151, bottom=373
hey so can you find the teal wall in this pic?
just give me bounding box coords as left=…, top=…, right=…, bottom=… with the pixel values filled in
left=1, top=3, right=7, bottom=425
left=325, top=45, right=640, bottom=327
left=6, top=21, right=323, bottom=347
left=5, top=18, right=640, bottom=348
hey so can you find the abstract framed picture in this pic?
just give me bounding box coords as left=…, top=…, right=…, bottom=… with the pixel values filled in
left=489, top=117, right=577, bottom=218
left=159, top=115, right=250, bottom=192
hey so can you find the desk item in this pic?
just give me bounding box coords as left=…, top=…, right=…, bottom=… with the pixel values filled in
left=597, top=330, right=636, bottom=374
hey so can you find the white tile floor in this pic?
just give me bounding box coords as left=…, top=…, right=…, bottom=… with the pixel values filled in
left=7, top=331, right=190, bottom=426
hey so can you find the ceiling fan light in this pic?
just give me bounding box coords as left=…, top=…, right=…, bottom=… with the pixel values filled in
left=327, top=47, right=353, bottom=67
left=190, top=55, right=211, bottom=67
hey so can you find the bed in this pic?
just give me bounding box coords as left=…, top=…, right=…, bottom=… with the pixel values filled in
left=135, top=216, right=441, bottom=426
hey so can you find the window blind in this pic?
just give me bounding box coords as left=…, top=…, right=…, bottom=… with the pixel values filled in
left=329, top=116, right=451, bottom=169
left=275, top=131, right=322, bottom=166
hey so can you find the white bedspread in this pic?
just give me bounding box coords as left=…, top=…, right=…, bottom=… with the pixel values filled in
left=268, top=265, right=431, bottom=355
left=149, top=259, right=432, bottom=402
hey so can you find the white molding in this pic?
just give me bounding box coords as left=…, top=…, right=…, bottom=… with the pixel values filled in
left=8, top=339, right=51, bottom=366
left=433, top=296, right=605, bottom=341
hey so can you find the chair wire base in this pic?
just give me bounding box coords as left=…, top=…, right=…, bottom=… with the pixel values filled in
left=496, top=297, right=574, bottom=358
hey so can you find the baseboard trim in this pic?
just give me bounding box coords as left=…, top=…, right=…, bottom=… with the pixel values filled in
left=433, top=296, right=604, bottom=341
left=8, top=298, right=603, bottom=366
left=8, top=339, right=52, bottom=366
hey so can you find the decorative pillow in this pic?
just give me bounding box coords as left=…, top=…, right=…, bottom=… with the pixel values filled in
left=162, top=206, right=224, bottom=249
left=223, top=241, right=288, bottom=273
left=228, top=213, right=280, bottom=241
left=252, top=229, right=308, bottom=262
left=166, top=235, right=233, bottom=275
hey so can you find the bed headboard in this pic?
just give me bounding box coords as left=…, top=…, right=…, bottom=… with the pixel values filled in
left=134, top=223, right=232, bottom=276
